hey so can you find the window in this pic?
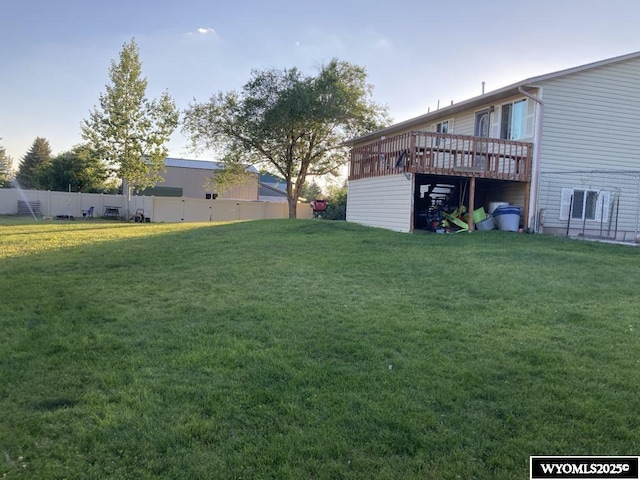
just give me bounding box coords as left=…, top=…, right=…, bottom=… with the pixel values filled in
left=434, top=119, right=453, bottom=146
left=501, top=99, right=527, bottom=140
left=475, top=110, right=490, bottom=137
left=560, top=188, right=610, bottom=222
left=571, top=190, right=598, bottom=220
left=436, top=120, right=450, bottom=134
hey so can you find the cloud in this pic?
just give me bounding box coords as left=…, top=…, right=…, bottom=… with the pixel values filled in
left=184, top=27, right=219, bottom=42
left=374, top=37, right=392, bottom=50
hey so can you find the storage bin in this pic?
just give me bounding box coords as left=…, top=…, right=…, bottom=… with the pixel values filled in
left=472, top=207, right=487, bottom=224
left=488, top=201, right=509, bottom=214
left=475, top=216, right=495, bottom=231
left=492, top=206, right=520, bottom=231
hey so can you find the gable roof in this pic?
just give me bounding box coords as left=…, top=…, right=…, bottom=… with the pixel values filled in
left=347, top=50, right=640, bottom=145
left=164, top=157, right=259, bottom=173
left=259, top=183, right=288, bottom=198
left=259, top=173, right=287, bottom=198
left=164, top=158, right=224, bottom=170
left=260, top=172, right=286, bottom=185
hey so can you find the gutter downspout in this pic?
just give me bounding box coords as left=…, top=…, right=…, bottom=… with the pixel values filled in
left=518, top=86, right=544, bottom=233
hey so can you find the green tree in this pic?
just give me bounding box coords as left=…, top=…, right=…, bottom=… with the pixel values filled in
left=15, top=137, right=52, bottom=189
left=40, top=144, right=111, bottom=193
left=300, top=179, right=323, bottom=202
left=183, top=59, right=388, bottom=218
left=82, top=38, right=179, bottom=217
left=324, top=181, right=347, bottom=220
left=0, top=140, right=13, bottom=188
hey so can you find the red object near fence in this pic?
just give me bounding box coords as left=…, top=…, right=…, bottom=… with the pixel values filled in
left=312, top=199, right=327, bottom=212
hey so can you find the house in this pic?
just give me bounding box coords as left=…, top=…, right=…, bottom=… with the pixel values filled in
left=259, top=173, right=288, bottom=203
left=346, top=51, right=640, bottom=241
left=138, top=158, right=259, bottom=200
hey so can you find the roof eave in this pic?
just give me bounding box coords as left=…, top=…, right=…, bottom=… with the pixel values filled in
left=346, top=50, right=640, bottom=146
left=345, top=82, right=535, bottom=145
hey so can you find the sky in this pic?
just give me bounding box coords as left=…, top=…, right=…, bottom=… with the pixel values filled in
left=2, top=0, right=640, bottom=168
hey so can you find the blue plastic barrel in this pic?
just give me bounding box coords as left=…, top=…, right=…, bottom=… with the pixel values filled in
left=492, top=206, right=520, bottom=231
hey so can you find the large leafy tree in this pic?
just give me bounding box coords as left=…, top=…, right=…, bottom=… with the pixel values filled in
left=40, top=144, right=112, bottom=193
left=82, top=38, right=179, bottom=217
left=15, top=137, right=52, bottom=189
left=0, top=140, right=13, bottom=188
left=183, top=59, right=389, bottom=218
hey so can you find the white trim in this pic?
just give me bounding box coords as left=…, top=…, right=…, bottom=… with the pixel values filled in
left=560, top=187, right=610, bottom=223
left=518, top=87, right=544, bottom=232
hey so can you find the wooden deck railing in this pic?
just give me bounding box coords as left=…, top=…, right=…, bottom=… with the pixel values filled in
left=349, top=131, right=533, bottom=182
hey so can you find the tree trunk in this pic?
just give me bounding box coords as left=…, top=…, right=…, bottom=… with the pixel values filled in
left=285, top=171, right=298, bottom=219
left=125, top=181, right=131, bottom=221
left=288, top=197, right=297, bottom=219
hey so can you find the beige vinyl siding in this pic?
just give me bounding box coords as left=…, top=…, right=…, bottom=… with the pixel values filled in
left=161, top=167, right=258, bottom=200
left=451, top=112, right=474, bottom=135
left=350, top=107, right=488, bottom=147
left=347, top=174, right=413, bottom=232
left=537, top=170, right=640, bottom=241
left=219, top=180, right=259, bottom=201
left=418, top=93, right=538, bottom=139
left=351, top=95, right=536, bottom=144
left=161, top=166, right=210, bottom=197
left=538, top=57, right=640, bottom=172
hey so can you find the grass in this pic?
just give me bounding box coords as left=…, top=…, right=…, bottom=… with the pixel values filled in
left=0, top=218, right=639, bottom=479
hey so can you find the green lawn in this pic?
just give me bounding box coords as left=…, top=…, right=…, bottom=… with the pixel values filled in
left=1, top=219, right=638, bottom=479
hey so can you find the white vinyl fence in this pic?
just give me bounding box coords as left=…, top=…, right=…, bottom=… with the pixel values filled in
left=537, top=171, right=640, bottom=241
left=0, top=189, right=313, bottom=222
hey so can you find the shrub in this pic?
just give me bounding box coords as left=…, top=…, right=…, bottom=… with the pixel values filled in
left=324, top=183, right=347, bottom=220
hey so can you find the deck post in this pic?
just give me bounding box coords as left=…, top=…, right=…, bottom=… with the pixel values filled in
left=409, top=133, right=416, bottom=169
left=468, top=177, right=476, bottom=232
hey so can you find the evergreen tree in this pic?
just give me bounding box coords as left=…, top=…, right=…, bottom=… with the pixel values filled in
left=0, top=140, right=14, bottom=188
left=15, top=137, right=52, bottom=189
left=300, top=179, right=323, bottom=201
left=82, top=38, right=179, bottom=218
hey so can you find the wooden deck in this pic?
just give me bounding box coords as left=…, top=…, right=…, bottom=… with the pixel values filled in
left=349, top=131, right=533, bottom=182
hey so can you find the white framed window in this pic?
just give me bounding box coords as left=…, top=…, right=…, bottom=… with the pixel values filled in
left=572, top=190, right=598, bottom=220
left=501, top=99, right=527, bottom=140
left=435, top=119, right=452, bottom=134
left=433, top=119, right=453, bottom=146
left=498, top=99, right=535, bottom=140
left=560, top=188, right=610, bottom=222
